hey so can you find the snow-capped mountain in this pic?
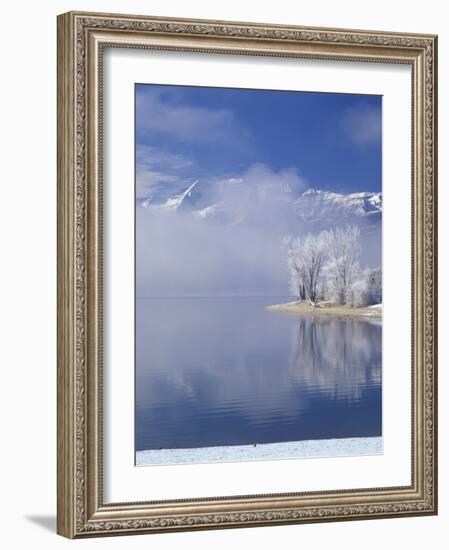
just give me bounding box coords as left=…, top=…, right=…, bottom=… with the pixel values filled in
left=139, top=179, right=382, bottom=228
left=292, top=188, right=382, bottom=224
left=141, top=180, right=200, bottom=210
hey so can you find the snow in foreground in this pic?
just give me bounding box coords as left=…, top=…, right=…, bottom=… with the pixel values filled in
left=136, top=436, right=383, bottom=467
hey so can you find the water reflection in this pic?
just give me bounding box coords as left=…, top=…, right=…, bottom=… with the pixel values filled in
left=289, top=316, right=382, bottom=402
left=136, top=297, right=382, bottom=451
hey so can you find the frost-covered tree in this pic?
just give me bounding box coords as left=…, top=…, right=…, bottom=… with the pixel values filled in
left=325, top=226, right=361, bottom=305
left=345, top=267, right=382, bottom=306
left=284, top=236, right=307, bottom=301
left=363, top=267, right=382, bottom=305
left=301, top=232, right=328, bottom=303
left=284, top=225, right=378, bottom=307
left=284, top=231, right=328, bottom=303
left=346, top=276, right=368, bottom=306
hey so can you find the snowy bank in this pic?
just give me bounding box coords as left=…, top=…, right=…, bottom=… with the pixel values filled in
left=136, top=436, right=383, bottom=466
left=266, top=301, right=382, bottom=319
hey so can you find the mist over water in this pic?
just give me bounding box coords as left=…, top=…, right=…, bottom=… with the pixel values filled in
left=137, top=209, right=290, bottom=297
left=136, top=169, right=381, bottom=298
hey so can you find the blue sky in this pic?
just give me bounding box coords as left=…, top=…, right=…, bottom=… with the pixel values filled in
left=135, top=83, right=382, bottom=200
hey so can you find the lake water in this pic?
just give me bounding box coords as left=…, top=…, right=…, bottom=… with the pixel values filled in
left=136, top=296, right=382, bottom=453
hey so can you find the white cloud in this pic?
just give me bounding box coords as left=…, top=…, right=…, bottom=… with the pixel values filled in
left=136, top=145, right=194, bottom=199
left=209, top=163, right=306, bottom=222
left=137, top=145, right=193, bottom=172
left=341, top=104, right=382, bottom=146
left=135, top=162, right=308, bottom=297
left=136, top=88, right=249, bottom=144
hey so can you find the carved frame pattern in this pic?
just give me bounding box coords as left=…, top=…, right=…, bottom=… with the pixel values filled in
left=57, top=11, right=437, bottom=538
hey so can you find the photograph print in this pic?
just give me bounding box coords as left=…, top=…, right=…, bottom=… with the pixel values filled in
left=135, top=83, right=383, bottom=466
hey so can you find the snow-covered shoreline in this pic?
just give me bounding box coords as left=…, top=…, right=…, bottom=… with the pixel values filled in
left=266, top=301, right=382, bottom=319
left=136, top=436, right=383, bottom=466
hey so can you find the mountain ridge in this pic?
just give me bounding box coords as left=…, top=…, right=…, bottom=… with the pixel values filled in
left=138, top=180, right=382, bottom=227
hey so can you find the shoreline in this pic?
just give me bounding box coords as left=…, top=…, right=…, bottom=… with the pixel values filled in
left=266, top=301, right=382, bottom=320
left=136, top=436, right=383, bottom=466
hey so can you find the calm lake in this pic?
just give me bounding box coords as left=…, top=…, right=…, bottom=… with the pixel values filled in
left=135, top=296, right=382, bottom=452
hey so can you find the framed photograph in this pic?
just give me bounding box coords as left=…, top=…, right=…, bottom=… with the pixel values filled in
left=57, top=11, right=438, bottom=538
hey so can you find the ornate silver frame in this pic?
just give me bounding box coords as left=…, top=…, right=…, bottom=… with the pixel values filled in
left=57, top=11, right=438, bottom=538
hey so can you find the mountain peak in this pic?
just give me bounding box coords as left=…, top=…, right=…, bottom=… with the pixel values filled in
left=293, top=187, right=381, bottom=224
left=183, top=179, right=199, bottom=198
left=152, top=180, right=200, bottom=211
left=302, top=188, right=321, bottom=195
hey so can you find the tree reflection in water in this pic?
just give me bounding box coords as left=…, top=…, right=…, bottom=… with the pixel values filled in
left=289, top=316, right=382, bottom=402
